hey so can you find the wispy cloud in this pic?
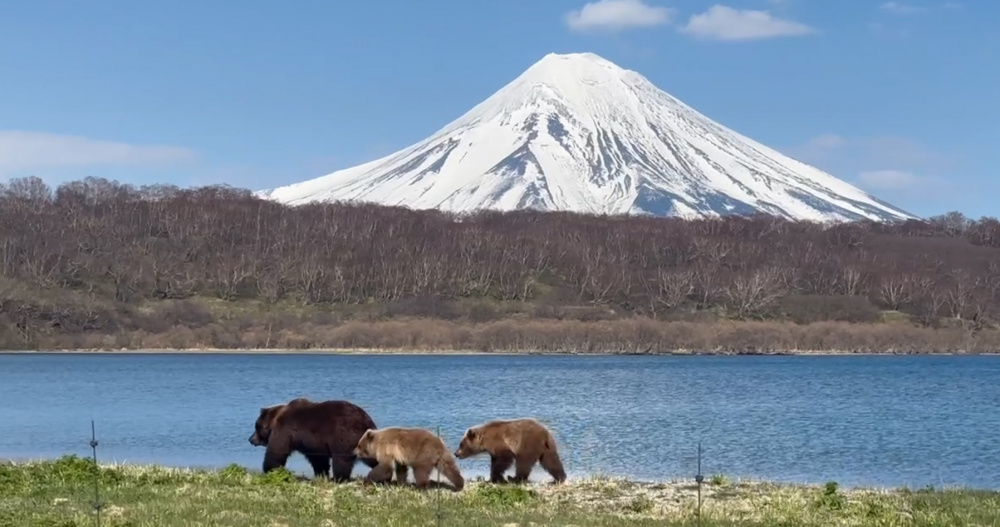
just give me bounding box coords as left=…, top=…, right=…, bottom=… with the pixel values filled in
left=879, top=2, right=927, bottom=15
left=785, top=134, right=956, bottom=201
left=783, top=133, right=848, bottom=167
left=565, top=0, right=675, bottom=33
left=806, top=134, right=846, bottom=150
left=0, top=131, right=197, bottom=175
left=789, top=134, right=954, bottom=172
left=680, top=5, right=816, bottom=41
left=857, top=169, right=938, bottom=192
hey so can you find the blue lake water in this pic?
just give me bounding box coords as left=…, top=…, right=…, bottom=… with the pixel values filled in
left=1, top=353, right=999, bottom=489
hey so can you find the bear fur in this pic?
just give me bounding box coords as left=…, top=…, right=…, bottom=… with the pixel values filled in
left=248, top=397, right=380, bottom=481
left=454, top=418, right=566, bottom=484
left=353, top=427, right=465, bottom=491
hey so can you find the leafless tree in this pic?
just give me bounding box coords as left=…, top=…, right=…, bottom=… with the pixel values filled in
left=0, top=175, right=997, bottom=342
left=724, top=267, right=786, bottom=320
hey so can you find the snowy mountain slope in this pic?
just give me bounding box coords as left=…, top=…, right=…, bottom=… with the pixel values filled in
left=258, top=52, right=915, bottom=222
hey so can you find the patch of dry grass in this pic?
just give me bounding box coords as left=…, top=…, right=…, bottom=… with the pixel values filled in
left=21, top=315, right=1000, bottom=354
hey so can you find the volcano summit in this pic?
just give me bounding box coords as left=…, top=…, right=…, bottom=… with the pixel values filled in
left=259, top=52, right=914, bottom=222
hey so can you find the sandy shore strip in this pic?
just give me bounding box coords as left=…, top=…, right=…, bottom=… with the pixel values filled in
left=2, top=347, right=996, bottom=356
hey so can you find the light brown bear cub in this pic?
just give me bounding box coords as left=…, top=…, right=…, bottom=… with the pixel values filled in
left=454, top=418, right=566, bottom=484
left=353, top=427, right=465, bottom=491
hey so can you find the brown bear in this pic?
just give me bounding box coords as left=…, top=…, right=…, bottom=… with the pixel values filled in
left=353, top=427, right=465, bottom=491
left=248, top=397, right=380, bottom=482
left=454, top=418, right=566, bottom=484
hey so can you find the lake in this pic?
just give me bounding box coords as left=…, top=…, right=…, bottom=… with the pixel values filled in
left=1, top=353, right=999, bottom=489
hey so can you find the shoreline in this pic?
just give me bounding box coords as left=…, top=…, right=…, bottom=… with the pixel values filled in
left=5, top=457, right=1000, bottom=526
left=2, top=347, right=1000, bottom=356
left=8, top=316, right=1000, bottom=355
left=3, top=456, right=992, bottom=493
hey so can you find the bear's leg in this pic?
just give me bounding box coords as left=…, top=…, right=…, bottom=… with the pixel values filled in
left=509, top=454, right=538, bottom=484
left=304, top=453, right=331, bottom=480
left=411, top=463, right=433, bottom=490
left=489, top=451, right=515, bottom=484
left=363, top=461, right=395, bottom=486
left=394, top=462, right=409, bottom=485
left=437, top=457, right=465, bottom=492
left=330, top=454, right=356, bottom=483
left=539, top=449, right=567, bottom=484
left=359, top=456, right=380, bottom=470
left=262, top=435, right=292, bottom=473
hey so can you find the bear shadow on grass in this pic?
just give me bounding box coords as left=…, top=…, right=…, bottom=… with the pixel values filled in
left=367, top=479, right=457, bottom=491
left=291, top=473, right=458, bottom=491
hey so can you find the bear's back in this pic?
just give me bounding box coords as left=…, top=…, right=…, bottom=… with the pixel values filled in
left=280, top=399, right=376, bottom=433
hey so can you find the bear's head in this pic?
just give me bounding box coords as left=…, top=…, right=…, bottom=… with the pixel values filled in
left=353, top=428, right=378, bottom=458
left=454, top=427, right=484, bottom=459
left=248, top=405, right=283, bottom=447
left=249, top=398, right=311, bottom=447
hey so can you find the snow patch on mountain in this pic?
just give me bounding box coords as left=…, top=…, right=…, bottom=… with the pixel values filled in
left=257, top=52, right=915, bottom=222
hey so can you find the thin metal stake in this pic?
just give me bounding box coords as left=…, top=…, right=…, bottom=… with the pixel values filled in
left=90, top=420, right=102, bottom=527
left=695, top=441, right=704, bottom=525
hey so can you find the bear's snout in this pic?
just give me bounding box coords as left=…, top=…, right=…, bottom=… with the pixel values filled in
left=249, top=433, right=263, bottom=446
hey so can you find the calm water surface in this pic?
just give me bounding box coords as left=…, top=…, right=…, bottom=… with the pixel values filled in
left=1, top=353, right=999, bottom=489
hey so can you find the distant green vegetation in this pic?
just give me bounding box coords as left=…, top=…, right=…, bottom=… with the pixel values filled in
left=2, top=456, right=999, bottom=526
left=4, top=279, right=1000, bottom=353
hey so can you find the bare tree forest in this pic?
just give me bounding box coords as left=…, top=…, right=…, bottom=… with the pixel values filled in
left=1, top=176, right=999, bottom=352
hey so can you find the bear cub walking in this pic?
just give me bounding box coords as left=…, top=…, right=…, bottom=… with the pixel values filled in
left=354, top=427, right=465, bottom=491
left=454, top=418, right=566, bottom=484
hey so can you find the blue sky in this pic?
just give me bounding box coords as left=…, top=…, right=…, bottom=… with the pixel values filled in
left=1, top=0, right=996, bottom=219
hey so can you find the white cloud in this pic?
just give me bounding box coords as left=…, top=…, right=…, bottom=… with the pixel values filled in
left=680, top=5, right=816, bottom=41
left=879, top=2, right=927, bottom=15
left=806, top=134, right=846, bottom=150
left=789, top=134, right=954, bottom=172
left=0, top=131, right=197, bottom=175
left=856, top=170, right=947, bottom=198
left=565, top=0, right=675, bottom=33
left=784, top=135, right=953, bottom=199
left=784, top=134, right=847, bottom=166
left=857, top=169, right=925, bottom=190
left=860, top=136, right=951, bottom=169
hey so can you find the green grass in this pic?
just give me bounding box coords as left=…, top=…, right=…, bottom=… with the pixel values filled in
left=880, top=310, right=915, bottom=324
left=2, top=456, right=1000, bottom=526
left=709, top=474, right=730, bottom=486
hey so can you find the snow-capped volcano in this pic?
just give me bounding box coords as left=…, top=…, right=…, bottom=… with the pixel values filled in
left=259, top=52, right=914, bottom=222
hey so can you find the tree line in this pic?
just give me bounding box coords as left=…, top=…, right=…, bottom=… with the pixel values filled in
left=1, top=176, right=999, bottom=349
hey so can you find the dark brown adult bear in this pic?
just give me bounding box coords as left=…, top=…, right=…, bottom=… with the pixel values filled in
left=454, top=418, right=566, bottom=484
left=248, top=397, right=380, bottom=481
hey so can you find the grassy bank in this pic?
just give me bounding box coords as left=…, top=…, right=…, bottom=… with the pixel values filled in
left=14, top=316, right=1000, bottom=354
left=5, top=269, right=1000, bottom=353
left=2, top=456, right=998, bottom=526
left=6, top=295, right=1000, bottom=354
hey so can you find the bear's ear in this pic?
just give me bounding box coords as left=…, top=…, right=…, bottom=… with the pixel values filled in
left=465, top=428, right=476, bottom=440
left=259, top=407, right=268, bottom=414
